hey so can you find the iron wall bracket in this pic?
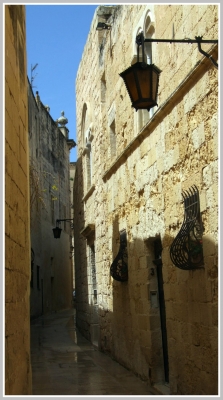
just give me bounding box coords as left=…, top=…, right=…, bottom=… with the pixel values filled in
left=137, top=33, right=218, bottom=69
left=56, top=218, right=74, bottom=229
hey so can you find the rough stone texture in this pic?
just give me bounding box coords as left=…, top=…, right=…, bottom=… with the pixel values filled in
left=74, top=5, right=218, bottom=395
left=28, top=83, right=74, bottom=318
left=5, top=5, right=32, bottom=395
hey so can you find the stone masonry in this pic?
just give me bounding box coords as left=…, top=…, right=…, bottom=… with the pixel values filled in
left=28, top=83, right=75, bottom=318
left=74, top=5, right=218, bottom=395
left=5, top=5, right=32, bottom=394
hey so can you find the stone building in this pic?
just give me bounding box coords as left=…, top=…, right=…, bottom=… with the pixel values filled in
left=74, top=5, right=218, bottom=395
left=5, top=5, right=32, bottom=394
left=28, top=83, right=76, bottom=318
left=70, top=161, right=76, bottom=289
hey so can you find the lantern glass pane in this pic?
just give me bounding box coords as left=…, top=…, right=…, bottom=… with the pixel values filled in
left=137, top=68, right=152, bottom=99
left=124, top=70, right=139, bottom=103
left=120, top=62, right=161, bottom=111
left=53, top=227, right=62, bottom=238
left=152, top=70, right=159, bottom=99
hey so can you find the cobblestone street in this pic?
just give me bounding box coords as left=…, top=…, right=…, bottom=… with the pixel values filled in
left=31, top=308, right=159, bottom=396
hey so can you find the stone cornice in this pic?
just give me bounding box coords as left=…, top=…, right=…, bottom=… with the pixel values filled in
left=67, top=139, right=76, bottom=150
left=102, top=45, right=218, bottom=182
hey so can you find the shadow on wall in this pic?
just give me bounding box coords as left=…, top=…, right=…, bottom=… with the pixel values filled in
left=73, top=157, right=218, bottom=395
left=103, top=230, right=218, bottom=395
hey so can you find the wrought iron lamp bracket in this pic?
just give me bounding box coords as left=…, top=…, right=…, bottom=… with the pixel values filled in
left=56, top=218, right=74, bottom=229
left=136, top=31, right=146, bottom=64
left=195, top=36, right=218, bottom=69
left=136, top=33, right=218, bottom=69
left=170, top=185, right=204, bottom=270
left=110, top=230, right=128, bottom=282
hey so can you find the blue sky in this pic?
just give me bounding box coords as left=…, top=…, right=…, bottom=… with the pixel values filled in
left=26, top=4, right=100, bottom=162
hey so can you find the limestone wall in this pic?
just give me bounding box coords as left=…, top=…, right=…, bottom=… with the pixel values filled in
left=5, top=5, right=32, bottom=394
left=28, top=84, right=73, bottom=317
left=74, top=5, right=218, bottom=395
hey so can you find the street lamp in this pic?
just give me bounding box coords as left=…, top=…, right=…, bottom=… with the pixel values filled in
left=52, top=219, right=74, bottom=239
left=120, top=32, right=218, bottom=111
left=120, top=31, right=161, bottom=112
left=120, top=60, right=161, bottom=112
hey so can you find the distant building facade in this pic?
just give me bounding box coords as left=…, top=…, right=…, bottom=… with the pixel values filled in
left=74, top=5, right=218, bottom=395
left=5, top=5, right=32, bottom=395
left=70, top=161, right=76, bottom=290
left=28, top=83, right=75, bottom=318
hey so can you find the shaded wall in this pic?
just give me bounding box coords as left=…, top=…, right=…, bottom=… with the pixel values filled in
left=28, top=84, right=73, bottom=318
left=70, top=162, right=76, bottom=289
left=5, top=5, right=32, bottom=395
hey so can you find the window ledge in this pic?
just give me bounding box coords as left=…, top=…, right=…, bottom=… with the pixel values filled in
left=82, top=184, right=95, bottom=202
left=80, top=223, right=95, bottom=238
left=82, top=147, right=90, bottom=156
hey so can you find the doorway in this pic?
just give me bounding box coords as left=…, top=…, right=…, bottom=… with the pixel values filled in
left=153, top=238, right=169, bottom=383
left=89, top=241, right=99, bottom=347
left=41, top=279, right=44, bottom=315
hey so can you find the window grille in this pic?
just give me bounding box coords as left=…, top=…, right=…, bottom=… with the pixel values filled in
left=170, top=185, right=204, bottom=270
left=110, top=230, right=128, bottom=281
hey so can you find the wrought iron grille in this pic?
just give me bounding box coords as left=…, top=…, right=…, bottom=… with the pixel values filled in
left=170, top=185, right=204, bottom=270
left=110, top=230, right=128, bottom=282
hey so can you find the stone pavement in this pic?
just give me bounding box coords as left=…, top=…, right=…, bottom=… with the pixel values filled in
left=30, top=308, right=159, bottom=396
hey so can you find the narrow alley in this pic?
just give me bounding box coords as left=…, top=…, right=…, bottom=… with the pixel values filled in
left=31, top=308, right=159, bottom=396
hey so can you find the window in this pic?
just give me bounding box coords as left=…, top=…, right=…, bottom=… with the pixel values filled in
left=51, top=195, right=55, bottom=224
left=81, top=103, right=87, bottom=148
left=134, top=10, right=156, bottom=133
left=81, top=103, right=93, bottom=192
left=86, top=138, right=92, bottom=190
left=31, top=262, right=34, bottom=288
left=37, top=266, right=40, bottom=290
left=108, top=105, right=116, bottom=159
left=101, top=72, right=106, bottom=104
left=110, top=119, right=116, bottom=158
left=30, top=248, right=34, bottom=288
left=90, top=244, right=97, bottom=304
left=144, top=12, right=156, bottom=120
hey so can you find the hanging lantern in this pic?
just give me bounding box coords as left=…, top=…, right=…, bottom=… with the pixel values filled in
left=120, top=61, right=161, bottom=111
left=52, top=226, right=62, bottom=239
